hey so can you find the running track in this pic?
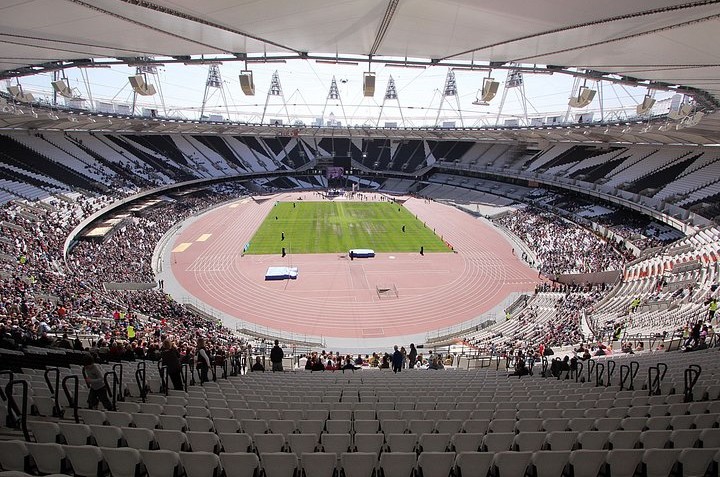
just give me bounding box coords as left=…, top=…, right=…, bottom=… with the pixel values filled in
left=169, top=194, right=540, bottom=340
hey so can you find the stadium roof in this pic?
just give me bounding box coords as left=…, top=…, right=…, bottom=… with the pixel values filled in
left=1, top=0, right=720, bottom=107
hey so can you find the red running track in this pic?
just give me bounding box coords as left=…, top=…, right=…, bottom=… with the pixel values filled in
left=169, top=194, right=540, bottom=339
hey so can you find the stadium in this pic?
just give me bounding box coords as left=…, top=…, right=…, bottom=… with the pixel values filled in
left=0, top=1, right=720, bottom=476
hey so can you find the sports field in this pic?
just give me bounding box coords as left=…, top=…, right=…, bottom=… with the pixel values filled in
left=245, top=201, right=452, bottom=254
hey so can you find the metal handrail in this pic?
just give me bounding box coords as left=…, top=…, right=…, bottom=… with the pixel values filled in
left=595, top=362, right=605, bottom=387
left=605, top=360, right=616, bottom=387
left=61, top=375, right=80, bottom=423
left=112, top=364, right=124, bottom=402
left=684, top=365, right=702, bottom=402
left=5, top=379, right=30, bottom=441
left=135, top=361, right=147, bottom=402
left=43, top=367, right=62, bottom=417
left=103, top=371, right=118, bottom=410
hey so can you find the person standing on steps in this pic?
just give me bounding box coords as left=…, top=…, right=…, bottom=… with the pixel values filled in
left=270, top=339, right=284, bottom=372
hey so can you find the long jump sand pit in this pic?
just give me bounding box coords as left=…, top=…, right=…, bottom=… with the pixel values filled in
left=168, top=193, right=541, bottom=340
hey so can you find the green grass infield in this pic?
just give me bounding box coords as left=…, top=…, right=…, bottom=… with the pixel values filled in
left=244, top=201, right=452, bottom=255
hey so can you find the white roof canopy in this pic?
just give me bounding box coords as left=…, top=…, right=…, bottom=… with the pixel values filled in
left=1, top=0, right=719, bottom=106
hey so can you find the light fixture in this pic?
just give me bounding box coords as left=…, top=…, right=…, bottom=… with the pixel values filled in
left=568, top=85, right=596, bottom=108
left=636, top=93, right=656, bottom=115
left=363, top=71, right=376, bottom=97
left=128, top=75, right=157, bottom=96
left=239, top=70, right=255, bottom=95
left=667, top=103, right=693, bottom=120
left=473, top=75, right=500, bottom=105
left=7, top=85, right=34, bottom=103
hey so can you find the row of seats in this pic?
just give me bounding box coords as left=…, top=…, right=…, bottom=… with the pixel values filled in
left=69, top=409, right=720, bottom=434
left=23, top=422, right=720, bottom=455
left=3, top=442, right=720, bottom=477
left=110, top=393, right=718, bottom=418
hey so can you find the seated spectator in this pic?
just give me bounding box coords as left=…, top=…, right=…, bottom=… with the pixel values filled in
left=251, top=356, right=265, bottom=372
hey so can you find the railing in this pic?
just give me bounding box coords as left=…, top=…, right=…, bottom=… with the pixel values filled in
left=684, top=365, right=701, bottom=402
left=648, top=362, right=668, bottom=396
left=62, top=375, right=80, bottom=423
left=5, top=379, right=30, bottom=441
left=43, top=367, right=62, bottom=417
left=620, top=361, right=640, bottom=391
left=135, top=362, right=147, bottom=402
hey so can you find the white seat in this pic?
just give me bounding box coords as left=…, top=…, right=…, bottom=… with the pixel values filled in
left=513, top=432, right=546, bottom=451
left=219, top=452, right=260, bottom=477
left=670, top=429, right=702, bottom=449
left=608, top=430, right=641, bottom=450
left=642, top=448, right=681, bottom=477
left=25, top=442, right=66, bottom=475
left=287, top=434, right=319, bottom=458
left=121, top=427, right=155, bottom=450
left=700, top=428, right=720, bottom=448
left=454, top=452, right=492, bottom=477
left=297, top=420, right=323, bottom=439
left=531, top=450, right=571, bottom=477
left=515, top=418, right=543, bottom=433
left=101, top=447, right=141, bottom=477
left=260, top=452, right=298, bottom=477
left=131, top=412, right=160, bottom=430
left=639, top=430, right=672, bottom=449
left=341, top=453, right=377, bottom=477
left=386, top=434, right=417, bottom=453
left=620, top=417, right=647, bottom=431
left=154, top=429, right=189, bottom=452
left=59, top=422, right=92, bottom=446
left=578, top=431, right=610, bottom=450
left=434, top=420, right=463, bottom=435
left=451, top=433, right=482, bottom=453
left=301, top=453, right=337, bottom=477
left=354, top=433, right=384, bottom=455
left=418, top=433, right=450, bottom=453
left=27, top=421, right=60, bottom=443
left=487, top=419, right=515, bottom=433
left=545, top=431, right=579, bottom=452
left=78, top=409, right=106, bottom=426
left=63, top=445, right=104, bottom=477
left=482, top=433, right=514, bottom=452
left=417, top=452, right=454, bottom=477
left=255, top=433, right=286, bottom=454
left=492, top=451, right=532, bottom=477
left=568, top=449, right=607, bottom=477
left=326, top=419, right=352, bottom=434
left=140, top=449, right=181, bottom=477
left=605, top=449, right=644, bottom=477
left=0, top=441, right=28, bottom=472
left=594, top=417, right=623, bottom=432
left=213, top=418, right=241, bottom=434
left=379, top=452, right=416, bottom=477
left=381, top=420, right=408, bottom=435
left=187, top=416, right=215, bottom=432
left=186, top=406, right=211, bottom=418
left=269, top=419, right=297, bottom=438
left=462, top=420, right=489, bottom=434
left=89, top=424, right=124, bottom=448
left=219, top=433, right=253, bottom=453
left=677, top=448, right=717, bottom=477
left=105, top=411, right=133, bottom=427
left=159, top=415, right=187, bottom=431
left=320, top=434, right=352, bottom=459
left=542, top=418, right=569, bottom=432
left=180, top=451, right=221, bottom=477
left=354, top=420, right=380, bottom=434
left=187, top=431, right=221, bottom=453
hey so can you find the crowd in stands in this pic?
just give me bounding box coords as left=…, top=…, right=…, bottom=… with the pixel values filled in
left=495, top=206, right=628, bottom=276
left=0, top=184, right=258, bottom=367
